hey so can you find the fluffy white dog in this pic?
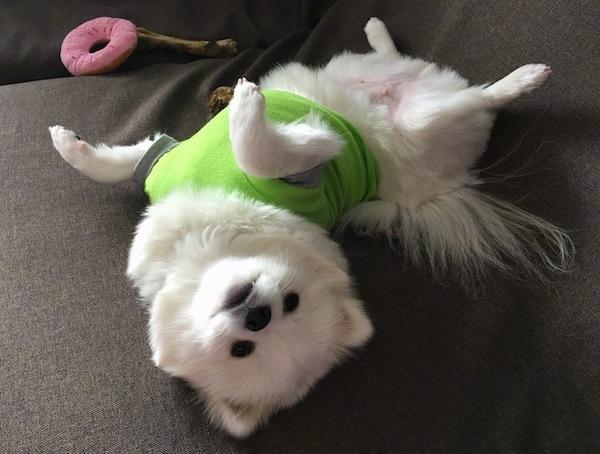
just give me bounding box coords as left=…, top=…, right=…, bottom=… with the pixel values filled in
left=49, top=18, right=569, bottom=437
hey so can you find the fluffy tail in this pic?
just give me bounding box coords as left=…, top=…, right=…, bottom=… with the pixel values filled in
left=340, top=186, right=572, bottom=281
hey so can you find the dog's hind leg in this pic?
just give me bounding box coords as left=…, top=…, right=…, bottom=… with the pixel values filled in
left=387, top=64, right=553, bottom=172
left=483, top=64, right=552, bottom=108
left=49, top=126, right=158, bottom=183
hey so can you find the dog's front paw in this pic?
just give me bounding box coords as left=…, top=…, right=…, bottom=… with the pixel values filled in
left=232, top=78, right=264, bottom=108
left=229, top=78, right=266, bottom=134
left=49, top=125, right=94, bottom=169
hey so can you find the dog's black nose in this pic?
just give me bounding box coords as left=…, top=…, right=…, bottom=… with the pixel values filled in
left=244, top=305, right=271, bottom=331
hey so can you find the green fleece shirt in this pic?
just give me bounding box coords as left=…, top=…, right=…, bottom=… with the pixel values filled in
left=143, top=90, right=379, bottom=229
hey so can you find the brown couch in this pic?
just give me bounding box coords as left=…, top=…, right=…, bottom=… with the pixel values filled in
left=1, top=1, right=599, bottom=452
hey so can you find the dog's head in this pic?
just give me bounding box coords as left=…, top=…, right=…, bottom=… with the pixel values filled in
left=144, top=231, right=373, bottom=437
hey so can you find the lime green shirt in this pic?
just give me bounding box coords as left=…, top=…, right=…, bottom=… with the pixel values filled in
left=143, top=90, right=379, bottom=229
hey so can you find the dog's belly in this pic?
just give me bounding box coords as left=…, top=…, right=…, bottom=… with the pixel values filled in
left=339, top=65, right=435, bottom=125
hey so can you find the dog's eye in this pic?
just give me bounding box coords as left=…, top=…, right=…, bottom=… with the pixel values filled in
left=283, top=292, right=300, bottom=313
left=231, top=340, right=254, bottom=358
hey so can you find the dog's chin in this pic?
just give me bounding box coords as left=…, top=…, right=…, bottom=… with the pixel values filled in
left=147, top=235, right=374, bottom=437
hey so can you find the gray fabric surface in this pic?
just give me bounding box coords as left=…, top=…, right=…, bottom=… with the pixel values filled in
left=1, top=1, right=599, bottom=453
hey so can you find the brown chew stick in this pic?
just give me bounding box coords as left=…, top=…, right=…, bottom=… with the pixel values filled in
left=136, top=27, right=238, bottom=57
left=208, top=86, right=235, bottom=117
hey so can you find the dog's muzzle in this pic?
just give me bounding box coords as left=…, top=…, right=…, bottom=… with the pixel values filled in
left=224, top=281, right=272, bottom=331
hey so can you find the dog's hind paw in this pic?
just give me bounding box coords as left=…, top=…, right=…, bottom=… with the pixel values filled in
left=507, top=64, right=552, bottom=93
left=364, top=17, right=397, bottom=55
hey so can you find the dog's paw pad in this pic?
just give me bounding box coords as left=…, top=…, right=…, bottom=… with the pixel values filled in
left=49, top=125, right=93, bottom=166
left=49, top=125, right=85, bottom=149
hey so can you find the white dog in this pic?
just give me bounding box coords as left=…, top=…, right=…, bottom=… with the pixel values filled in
left=49, top=18, right=569, bottom=437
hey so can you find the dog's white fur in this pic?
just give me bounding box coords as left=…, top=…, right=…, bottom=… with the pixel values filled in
left=49, top=18, right=570, bottom=437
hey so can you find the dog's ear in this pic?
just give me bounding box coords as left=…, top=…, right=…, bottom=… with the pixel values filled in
left=304, top=248, right=374, bottom=349
left=205, top=397, right=273, bottom=438
left=147, top=283, right=186, bottom=375
left=340, top=298, right=374, bottom=348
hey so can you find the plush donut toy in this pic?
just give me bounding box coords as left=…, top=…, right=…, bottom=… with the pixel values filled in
left=60, top=17, right=238, bottom=76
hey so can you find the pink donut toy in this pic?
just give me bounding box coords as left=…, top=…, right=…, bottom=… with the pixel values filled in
left=60, top=17, right=239, bottom=77
left=61, top=17, right=138, bottom=76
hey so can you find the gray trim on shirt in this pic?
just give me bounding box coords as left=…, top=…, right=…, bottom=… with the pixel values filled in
left=279, top=164, right=324, bottom=188
left=133, top=134, right=179, bottom=190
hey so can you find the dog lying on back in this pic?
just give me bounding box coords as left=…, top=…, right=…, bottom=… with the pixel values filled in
left=49, top=18, right=569, bottom=437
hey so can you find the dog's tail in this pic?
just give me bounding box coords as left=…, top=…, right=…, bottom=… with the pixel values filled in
left=339, top=186, right=571, bottom=281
